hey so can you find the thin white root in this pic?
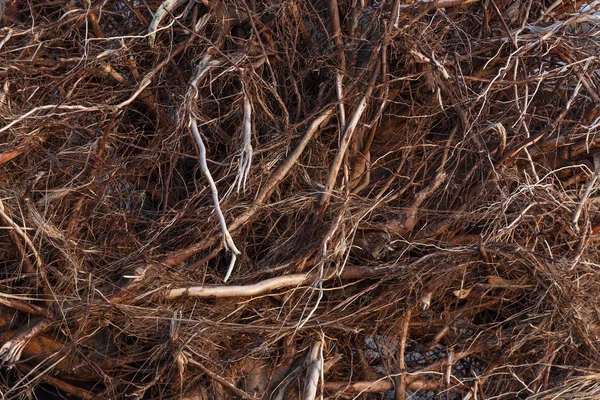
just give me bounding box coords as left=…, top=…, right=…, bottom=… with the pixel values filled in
left=0, top=104, right=106, bottom=134
left=189, top=117, right=241, bottom=282
left=148, top=0, right=186, bottom=47
left=187, top=56, right=240, bottom=282
left=335, top=72, right=346, bottom=131
left=295, top=266, right=324, bottom=331
left=302, top=342, right=323, bottom=400
left=572, top=153, right=600, bottom=232
left=236, top=93, right=253, bottom=193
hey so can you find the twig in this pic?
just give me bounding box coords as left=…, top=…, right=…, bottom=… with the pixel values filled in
left=328, top=0, right=346, bottom=130
left=0, top=149, right=23, bottom=165
left=187, top=356, right=258, bottom=400
left=385, top=126, right=456, bottom=235
left=0, top=298, right=51, bottom=318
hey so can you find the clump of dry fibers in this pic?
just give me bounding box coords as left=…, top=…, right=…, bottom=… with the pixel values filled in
left=0, top=0, right=599, bottom=399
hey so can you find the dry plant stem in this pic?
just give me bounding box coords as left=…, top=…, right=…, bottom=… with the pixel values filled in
left=252, top=109, right=334, bottom=206
left=403, top=0, right=480, bottom=9
left=0, top=298, right=50, bottom=318
left=87, top=10, right=104, bottom=39
left=2, top=218, right=36, bottom=275
left=328, top=0, right=346, bottom=130
left=0, top=318, right=52, bottom=365
left=396, top=308, right=412, bottom=400
left=187, top=357, right=258, bottom=400
left=3, top=1, right=599, bottom=397
left=68, top=113, right=120, bottom=234
left=404, top=344, right=484, bottom=387
left=321, top=59, right=381, bottom=208
left=272, top=359, right=305, bottom=400
left=116, top=36, right=192, bottom=110
left=164, top=265, right=389, bottom=299
left=189, top=117, right=241, bottom=282
left=302, top=341, right=323, bottom=400
left=499, top=73, right=585, bottom=166
left=572, top=153, right=600, bottom=232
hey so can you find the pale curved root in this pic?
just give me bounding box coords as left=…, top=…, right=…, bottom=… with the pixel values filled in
left=148, top=0, right=187, bottom=47
left=187, top=57, right=240, bottom=282
left=302, top=341, right=323, bottom=400
left=189, top=117, right=241, bottom=282
left=164, top=266, right=391, bottom=299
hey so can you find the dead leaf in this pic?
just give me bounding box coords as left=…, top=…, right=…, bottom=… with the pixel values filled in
left=453, top=287, right=472, bottom=299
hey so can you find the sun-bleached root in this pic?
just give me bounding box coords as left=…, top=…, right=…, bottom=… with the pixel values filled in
left=302, top=341, right=323, bottom=400
left=189, top=117, right=241, bottom=282
left=572, top=153, right=600, bottom=233
left=187, top=56, right=241, bottom=282
left=147, top=0, right=187, bottom=47
left=164, top=266, right=391, bottom=299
